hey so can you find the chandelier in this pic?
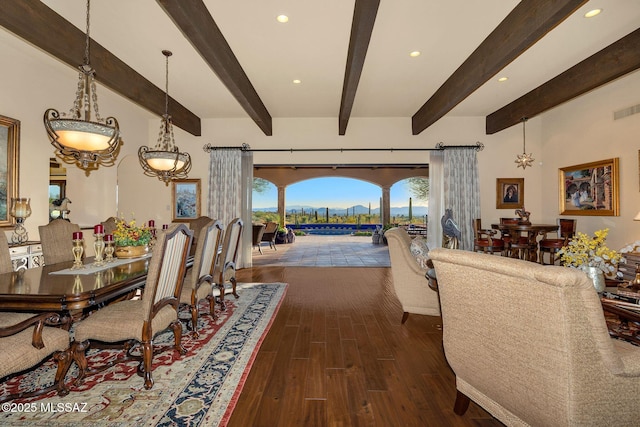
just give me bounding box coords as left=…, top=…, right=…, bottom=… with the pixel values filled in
left=138, top=50, right=191, bottom=184
left=43, top=0, right=120, bottom=169
left=515, top=117, right=534, bottom=169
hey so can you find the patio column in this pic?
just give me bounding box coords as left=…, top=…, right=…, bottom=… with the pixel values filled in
left=278, top=185, right=286, bottom=228
left=381, top=185, right=391, bottom=226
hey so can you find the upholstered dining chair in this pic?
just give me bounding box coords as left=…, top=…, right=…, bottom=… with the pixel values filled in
left=472, top=218, right=504, bottom=255
left=539, top=218, right=577, bottom=265
left=188, top=215, right=213, bottom=252
left=38, top=219, right=81, bottom=265
left=429, top=247, right=640, bottom=426
left=179, top=219, right=223, bottom=337
left=68, top=223, right=193, bottom=390
left=101, top=216, right=118, bottom=235
left=215, top=218, right=244, bottom=308
left=0, top=311, right=71, bottom=402
left=0, top=231, right=15, bottom=273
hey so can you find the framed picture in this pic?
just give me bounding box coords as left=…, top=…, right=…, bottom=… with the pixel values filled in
left=559, top=158, right=619, bottom=216
left=496, top=178, right=524, bottom=209
left=171, top=179, right=201, bottom=222
left=0, top=115, right=20, bottom=228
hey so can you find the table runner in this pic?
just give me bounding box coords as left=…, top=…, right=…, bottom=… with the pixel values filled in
left=49, top=253, right=152, bottom=275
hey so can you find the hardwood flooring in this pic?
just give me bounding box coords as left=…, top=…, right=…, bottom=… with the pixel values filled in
left=230, top=266, right=503, bottom=426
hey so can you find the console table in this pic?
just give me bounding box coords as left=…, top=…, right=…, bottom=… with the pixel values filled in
left=8, top=241, right=43, bottom=271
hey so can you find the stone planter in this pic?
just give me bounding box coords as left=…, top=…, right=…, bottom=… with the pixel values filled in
left=115, top=245, right=149, bottom=259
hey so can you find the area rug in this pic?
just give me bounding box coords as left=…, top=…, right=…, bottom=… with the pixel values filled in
left=0, top=282, right=287, bottom=426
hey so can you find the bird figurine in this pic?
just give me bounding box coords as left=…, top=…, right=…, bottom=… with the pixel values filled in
left=441, top=209, right=461, bottom=249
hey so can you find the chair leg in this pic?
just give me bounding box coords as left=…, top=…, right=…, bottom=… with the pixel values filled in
left=231, top=277, right=239, bottom=299
left=70, top=340, right=89, bottom=385
left=453, top=390, right=471, bottom=415
left=171, top=319, right=186, bottom=355
left=206, top=294, right=218, bottom=319
left=53, top=349, right=72, bottom=396
left=190, top=303, right=199, bottom=338
left=401, top=312, right=409, bottom=324
left=141, top=340, right=154, bottom=390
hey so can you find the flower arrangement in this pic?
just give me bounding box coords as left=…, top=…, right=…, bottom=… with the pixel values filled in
left=557, top=228, right=624, bottom=274
left=113, top=218, right=153, bottom=247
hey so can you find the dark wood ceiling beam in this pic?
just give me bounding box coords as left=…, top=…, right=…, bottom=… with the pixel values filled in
left=0, top=0, right=201, bottom=136
left=157, top=0, right=272, bottom=136
left=486, top=28, right=640, bottom=134
left=339, top=0, right=380, bottom=136
left=411, top=0, right=588, bottom=135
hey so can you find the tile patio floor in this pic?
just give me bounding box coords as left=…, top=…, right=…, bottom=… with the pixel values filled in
left=251, top=234, right=390, bottom=267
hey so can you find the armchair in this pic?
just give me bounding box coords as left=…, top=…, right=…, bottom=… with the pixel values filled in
left=252, top=223, right=266, bottom=254
left=260, top=221, right=278, bottom=251
left=429, top=247, right=640, bottom=426
left=384, top=227, right=440, bottom=323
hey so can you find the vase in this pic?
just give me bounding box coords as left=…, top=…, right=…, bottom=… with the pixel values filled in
left=115, top=245, right=149, bottom=259
left=582, top=266, right=606, bottom=293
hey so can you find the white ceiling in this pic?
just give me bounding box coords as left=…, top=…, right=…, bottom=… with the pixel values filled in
left=30, top=0, right=640, bottom=130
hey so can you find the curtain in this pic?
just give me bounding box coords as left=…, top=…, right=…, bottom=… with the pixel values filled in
left=208, top=149, right=253, bottom=268
left=443, top=149, right=480, bottom=250
left=427, top=151, right=444, bottom=249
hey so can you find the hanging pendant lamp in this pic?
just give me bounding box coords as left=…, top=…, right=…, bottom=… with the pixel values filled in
left=138, top=50, right=191, bottom=184
left=515, top=117, right=534, bottom=169
left=44, top=0, right=120, bottom=169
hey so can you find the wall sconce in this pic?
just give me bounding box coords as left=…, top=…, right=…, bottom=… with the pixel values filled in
left=10, top=197, right=31, bottom=244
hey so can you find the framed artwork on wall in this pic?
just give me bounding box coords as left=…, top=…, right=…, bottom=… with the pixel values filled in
left=0, top=115, right=20, bottom=228
left=171, top=178, right=201, bottom=222
left=496, top=178, right=524, bottom=209
left=559, top=158, right=619, bottom=216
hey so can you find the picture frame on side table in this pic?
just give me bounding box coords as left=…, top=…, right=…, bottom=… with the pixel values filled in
left=171, top=179, right=201, bottom=222
left=559, top=158, right=619, bottom=216
left=496, top=178, right=524, bottom=209
left=0, top=115, right=20, bottom=228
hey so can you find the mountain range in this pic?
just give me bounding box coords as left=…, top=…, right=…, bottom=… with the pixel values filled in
left=253, top=204, right=428, bottom=217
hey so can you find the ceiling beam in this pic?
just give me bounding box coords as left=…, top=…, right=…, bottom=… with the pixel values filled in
left=157, top=0, right=273, bottom=136
left=486, top=28, right=640, bottom=134
left=411, top=0, right=588, bottom=135
left=339, top=0, right=380, bottom=136
left=0, top=0, right=201, bottom=136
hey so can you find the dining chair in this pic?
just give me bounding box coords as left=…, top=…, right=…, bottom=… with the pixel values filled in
left=215, top=218, right=244, bottom=308
left=0, top=312, right=71, bottom=403
left=499, top=217, right=538, bottom=260
left=188, top=215, right=213, bottom=252
left=539, top=218, right=577, bottom=265
left=38, top=219, right=81, bottom=265
left=0, top=231, right=15, bottom=273
left=69, top=223, right=193, bottom=390
left=101, top=216, right=118, bottom=235
left=472, top=219, right=504, bottom=255
left=179, top=219, right=223, bottom=337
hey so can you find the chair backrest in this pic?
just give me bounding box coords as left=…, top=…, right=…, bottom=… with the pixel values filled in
left=101, top=217, right=118, bottom=236
left=0, top=232, right=14, bottom=274
left=558, top=218, right=576, bottom=239
left=38, top=219, right=81, bottom=265
left=188, top=216, right=213, bottom=243
left=214, top=218, right=244, bottom=282
left=252, top=223, right=266, bottom=245
left=499, top=217, right=519, bottom=225
left=263, top=221, right=278, bottom=234
left=189, top=219, right=224, bottom=290
left=429, top=247, right=627, bottom=426
left=142, top=223, right=193, bottom=320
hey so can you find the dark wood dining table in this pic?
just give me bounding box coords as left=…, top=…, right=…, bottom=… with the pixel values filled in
left=491, top=223, right=558, bottom=262
left=0, top=257, right=153, bottom=312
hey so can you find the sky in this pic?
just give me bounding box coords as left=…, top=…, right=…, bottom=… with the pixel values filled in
left=252, top=177, right=426, bottom=209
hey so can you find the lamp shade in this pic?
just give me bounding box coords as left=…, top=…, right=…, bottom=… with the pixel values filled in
left=10, top=198, right=31, bottom=220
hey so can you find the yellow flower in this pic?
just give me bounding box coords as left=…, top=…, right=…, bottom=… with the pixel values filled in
left=112, top=217, right=152, bottom=247
left=557, top=228, right=624, bottom=274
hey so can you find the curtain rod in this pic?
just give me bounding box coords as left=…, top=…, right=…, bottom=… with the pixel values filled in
left=202, top=142, right=484, bottom=153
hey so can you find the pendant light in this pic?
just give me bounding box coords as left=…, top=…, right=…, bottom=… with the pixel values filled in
left=515, top=117, right=534, bottom=169
left=44, top=0, right=120, bottom=169
left=138, top=50, right=191, bottom=184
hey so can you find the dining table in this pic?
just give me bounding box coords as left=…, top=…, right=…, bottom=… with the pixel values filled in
left=491, top=222, right=558, bottom=262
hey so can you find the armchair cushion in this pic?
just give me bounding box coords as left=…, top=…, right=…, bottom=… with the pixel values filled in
left=409, top=236, right=430, bottom=270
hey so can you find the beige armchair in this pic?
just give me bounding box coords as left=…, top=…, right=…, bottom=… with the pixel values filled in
left=429, top=247, right=640, bottom=426
left=384, top=227, right=440, bottom=323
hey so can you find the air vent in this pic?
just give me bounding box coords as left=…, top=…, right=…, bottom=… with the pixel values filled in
left=614, top=104, right=640, bottom=120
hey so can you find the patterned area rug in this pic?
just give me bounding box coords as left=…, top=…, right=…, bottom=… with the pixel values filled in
left=1, top=282, right=287, bottom=426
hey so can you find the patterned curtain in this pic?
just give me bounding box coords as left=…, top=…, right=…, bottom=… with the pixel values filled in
left=208, top=149, right=253, bottom=268
left=443, top=149, right=480, bottom=251
left=427, top=151, right=444, bottom=249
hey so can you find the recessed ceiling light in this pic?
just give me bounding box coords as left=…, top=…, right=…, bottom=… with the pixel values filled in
left=409, top=51, right=421, bottom=57
left=498, top=76, right=508, bottom=82
left=293, top=79, right=301, bottom=84
left=584, top=9, right=602, bottom=18
left=276, top=14, right=289, bottom=23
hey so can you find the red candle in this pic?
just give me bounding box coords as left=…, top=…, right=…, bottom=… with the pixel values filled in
left=72, top=231, right=83, bottom=240
left=162, top=224, right=169, bottom=230
left=94, top=224, right=104, bottom=234
left=148, top=219, right=155, bottom=227
left=104, top=234, right=113, bottom=242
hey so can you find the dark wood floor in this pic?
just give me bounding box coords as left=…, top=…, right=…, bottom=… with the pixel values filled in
left=229, top=266, right=503, bottom=426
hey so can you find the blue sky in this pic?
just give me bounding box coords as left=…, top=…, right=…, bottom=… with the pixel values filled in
left=253, top=177, right=426, bottom=209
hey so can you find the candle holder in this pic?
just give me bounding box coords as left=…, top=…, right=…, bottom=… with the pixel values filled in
left=93, top=233, right=106, bottom=266
left=71, top=238, right=85, bottom=270
left=104, top=240, right=115, bottom=262
left=149, top=227, right=157, bottom=252
left=9, top=197, right=31, bottom=244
